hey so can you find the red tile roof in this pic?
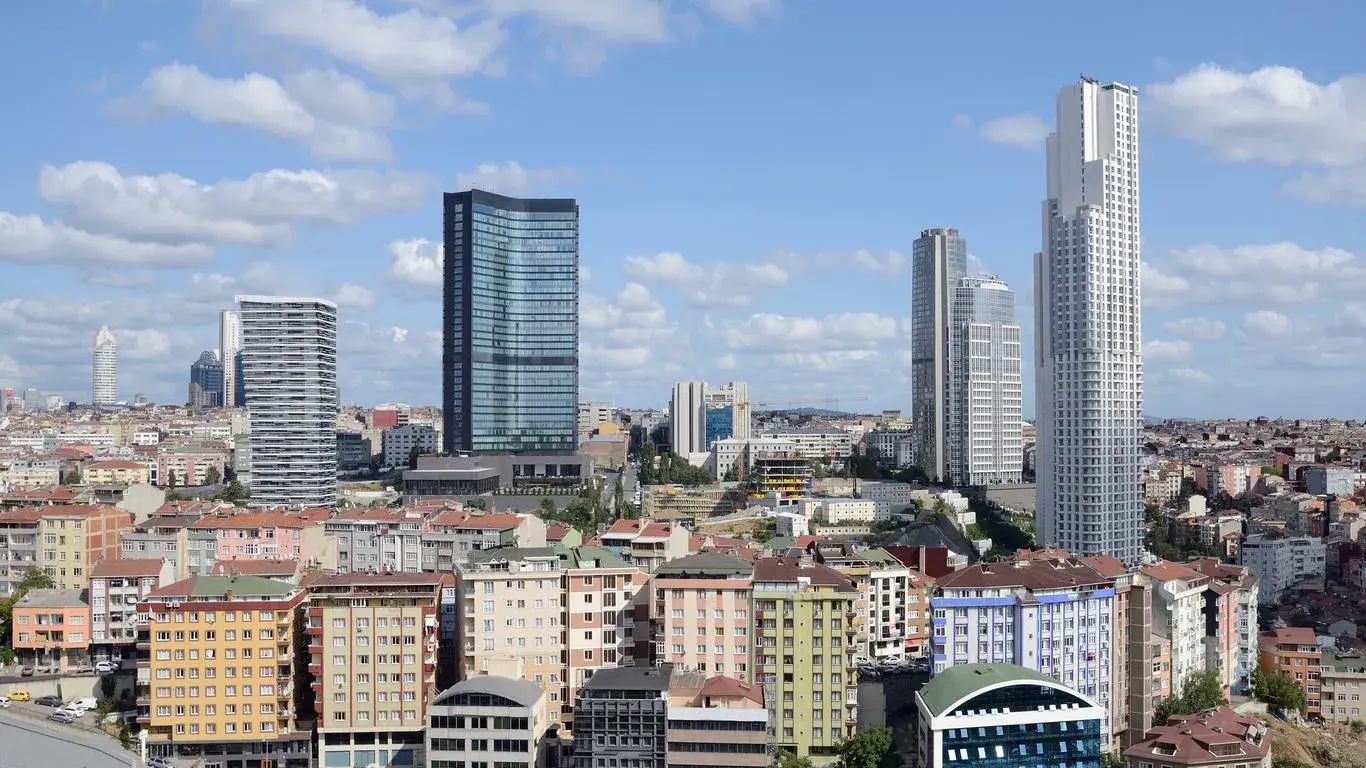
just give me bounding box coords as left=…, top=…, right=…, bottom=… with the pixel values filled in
left=0, top=506, right=46, bottom=523
left=1080, top=554, right=1127, bottom=578
left=92, top=559, right=167, bottom=578
left=42, top=504, right=130, bottom=519
left=938, top=556, right=1114, bottom=591
left=546, top=524, right=573, bottom=542
left=305, top=572, right=445, bottom=589
left=1260, top=626, right=1318, bottom=647
left=1125, top=707, right=1270, bottom=766
left=191, top=510, right=328, bottom=530
left=86, top=459, right=147, bottom=470
left=1142, top=560, right=1209, bottom=584
left=1, top=487, right=78, bottom=502
left=696, top=675, right=764, bottom=705
left=752, top=556, right=857, bottom=588
left=427, top=510, right=522, bottom=530
left=604, top=519, right=644, bottom=536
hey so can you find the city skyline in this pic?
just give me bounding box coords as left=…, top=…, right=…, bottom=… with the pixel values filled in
left=4, top=3, right=1366, bottom=416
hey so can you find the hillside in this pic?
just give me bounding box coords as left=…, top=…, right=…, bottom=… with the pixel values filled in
left=1268, top=719, right=1366, bottom=768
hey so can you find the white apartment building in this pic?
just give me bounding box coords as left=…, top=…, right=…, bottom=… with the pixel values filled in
left=1143, top=562, right=1210, bottom=699
left=382, top=424, right=438, bottom=467
left=92, top=325, right=117, bottom=406
left=798, top=498, right=876, bottom=525
left=866, top=429, right=914, bottom=469
left=756, top=429, right=853, bottom=460
left=947, top=275, right=1023, bottom=486
left=670, top=381, right=707, bottom=457
left=577, top=402, right=613, bottom=440
left=860, top=481, right=918, bottom=521
left=1241, top=532, right=1326, bottom=603
left=911, top=227, right=966, bottom=485
left=237, top=295, right=339, bottom=508
left=1035, top=76, right=1144, bottom=564
left=862, top=553, right=912, bottom=660
left=220, top=309, right=241, bottom=408
left=708, top=438, right=745, bottom=479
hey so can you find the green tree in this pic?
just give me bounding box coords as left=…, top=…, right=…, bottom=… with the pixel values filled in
left=1100, top=755, right=1124, bottom=768
left=466, top=497, right=488, bottom=511
left=639, top=442, right=657, bottom=485
left=166, top=469, right=178, bottom=488
left=213, top=480, right=250, bottom=504
left=204, top=465, right=222, bottom=486
left=773, top=751, right=813, bottom=768
left=21, top=566, right=55, bottom=591
left=539, top=498, right=558, bottom=518
left=612, top=474, right=625, bottom=513
left=1251, top=667, right=1306, bottom=713
left=63, top=466, right=83, bottom=485
left=1156, top=669, right=1227, bottom=724
left=837, top=725, right=897, bottom=768
left=620, top=501, right=642, bottom=520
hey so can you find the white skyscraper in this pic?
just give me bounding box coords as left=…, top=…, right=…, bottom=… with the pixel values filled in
left=236, top=295, right=338, bottom=508
left=948, top=275, right=1023, bottom=486
left=219, top=309, right=241, bottom=408
left=92, top=325, right=117, bottom=406
left=670, top=381, right=707, bottom=457
left=1035, top=77, right=1143, bottom=563
left=911, top=228, right=967, bottom=484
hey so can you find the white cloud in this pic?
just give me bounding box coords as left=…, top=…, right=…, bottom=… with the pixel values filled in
left=1162, top=317, right=1227, bottom=341
left=700, top=0, right=779, bottom=23
left=581, top=282, right=669, bottom=330
left=39, top=161, right=431, bottom=245
left=1168, top=368, right=1214, bottom=384
left=455, top=161, right=579, bottom=197
left=1282, top=167, right=1366, bottom=208
left=1242, top=309, right=1293, bottom=337
left=1148, top=64, right=1366, bottom=166
left=388, top=239, right=443, bottom=287
left=333, top=284, right=377, bottom=309
left=579, top=265, right=593, bottom=283
left=113, top=328, right=175, bottom=361
left=481, top=0, right=670, bottom=43
left=116, top=64, right=394, bottom=162
left=722, top=311, right=899, bottom=352
left=621, top=251, right=789, bottom=307
left=715, top=353, right=736, bottom=370
left=1142, top=339, right=1192, bottom=362
left=979, top=113, right=1050, bottom=150
left=1142, top=242, right=1366, bottom=307
left=583, top=343, right=651, bottom=370
left=0, top=212, right=213, bottom=268
left=768, top=248, right=909, bottom=277
left=621, top=252, right=706, bottom=284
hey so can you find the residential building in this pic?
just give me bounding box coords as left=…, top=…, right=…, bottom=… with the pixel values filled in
left=136, top=575, right=313, bottom=767
left=752, top=554, right=860, bottom=759
left=237, top=294, right=339, bottom=508
left=563, top=546, right=647, bottom=719
left=39, top=504, right=133, bottom=590
left=157, top=445, right=228, bottom=487
left=1196, top=462, right=1261, bottom=498
left=571, top=665, right=672, bottom=768
left=861, top=481, right=918, bottom=520
left=598, top=518, right=692, bottom=571
left=88, top=558, right=174, bottom=663
left=947, top=274, right=1023, bottom=486
left=644, top=552, right=755, bottom=681
left=326, top=507, right=426, bottom=574
left=93, top=324, right=117, bottom=406
left=1320, top=649, right=1366, bottom=725
left=421, top=508, right=548, bottom=571
left=1307, top=465, right=1355, bottom=497
left=442, top=189, right=579, bottom=455
left=306, top=572, right=444, bottom=768
left=220, top=309, right=242, bottom=408
left=337, top=432, right=373, bottom=470
left=190, top=350, right=225, bottom=409
left=0, top=459, right=61, bottom=488
left=911, top=227, right=967, bottom=485
left=1123, top=707, right=1270, bottom=768
left=427, top=676, right=551, bottom=768
left=10, top=587, right=91, bottom=669
left=865, top=429, right=914, bottom=469
left=123, top=514, right=198, bottom=578
left=1186, top=557, right=1259, bottom=694
left=798, top=498, right=876, bottom=525
left=382, top=423, right=439, bottom=468
left=84, top=458, right=151, bottom=486
left=456, top=547, right=568, bottom=714
left=578, top=402, right=614, bottom=441
left=1035, top=77, right=1144, bottom=564
left=757, top=429, right=854, bottom=461
left=1142, top=561, right=1210, bottom=700
left=191, top=507, right=333, bottom=572
left=825, top=546, right=914, bottom=661
left=666, top=673, right=770, bottom=768
left=0, top=506, right=42, bottom=596
left=1257, top=627, right=1322, bottom=718
left=1240, top=532, right=1326, bottom=603
left=671, top=381, right=708, bottom=458
left=915, top=663, right=1106, bottom=768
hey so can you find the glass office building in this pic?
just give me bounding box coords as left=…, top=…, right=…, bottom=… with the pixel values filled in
left=442, top=190, right=579, bottom=454
left=705, top=405, right=734, bottom=449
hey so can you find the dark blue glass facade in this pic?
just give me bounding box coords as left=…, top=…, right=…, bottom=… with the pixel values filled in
left=938, top=685, right=1101, bottom=768
left=705, top=405, right=733, bottom=449
left=189, top=350, right=224, bottom=407
left=442, top=190, right=579, bottom=454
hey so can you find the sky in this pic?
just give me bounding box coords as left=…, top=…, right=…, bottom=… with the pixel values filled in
left=2, top=0, right=1365, bottom=418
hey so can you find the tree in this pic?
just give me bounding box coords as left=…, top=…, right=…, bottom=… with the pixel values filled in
left=466, top=498, right=488, bottom=511
left=620, top=501, right=642, bottom=520
left=1100, top=756, right=1124, bottom=768
left=837, top=725, right=897, bottom=768
left=612, top=474, right=625, bottom=513
left=21, top=566, right=55, bottom=591
left=63, top=467, right=83, bottom=485
left=539, top=498, right=557, bottom=518
left=166, top=469, right=178, bottom=488
left=213, top=480, right=250, bottom=504
left=203, top=465, right=222, bottom=486
left=773, top=751, right=813, bottom=768
left=639, top=442, right=657, bottom=485
left=1251, top=667, right=1306, bottom=713
left=1156, top=669, right=1227, bottom=724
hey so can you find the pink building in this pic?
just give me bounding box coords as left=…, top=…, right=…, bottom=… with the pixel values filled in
left=1186, top=557, right=1260, bottom=694
left=155, top=447, right=228, bottom=487
left=641, top=552, right=754, bottom=682
left=187, top=507, right=332, bottom=565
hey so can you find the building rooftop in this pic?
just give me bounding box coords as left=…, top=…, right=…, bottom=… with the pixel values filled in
left=752, top=556, right=857, bottom=589
left=431, top=675, right=544, bottom=709
left=938, top=556, right=1113, bottom=592
left=92, top=559, right=167, bottom=578
left=1260, top=626, right=1318, bottom=647
left=212, top=559, right=299, bottom=577
left=14, top=588, right=88, bottom=609
left=584, top=664, right=673, bottom=692
left=147, top=574, right=298, bottom=600
left=653, top=552, right=754, bottom=578
left=468, top=546, right=561, bottom=564
left=305, top=571, right=445, bottom=589
left=918, top=663, right=1076, bottom=719
left=0, top=506, right=46, bottom=523
left=561, top=546, right=632, bottom=569
left=86, top=459, right=146, bottom=470
left=1124, top=707, right=1270, bottom=766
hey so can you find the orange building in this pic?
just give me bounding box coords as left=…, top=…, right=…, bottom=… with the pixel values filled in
left=1258, top=626, right=1322, bottom=716
left=39, top=504, right=133, bottom=590
left=10, top=587, right=92, bottom=669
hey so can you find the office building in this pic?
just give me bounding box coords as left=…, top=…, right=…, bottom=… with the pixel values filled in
left=1124, top=707, right=1270, bottom=768
left=1240, top=532, right=1326, bottom=603
left=643, top=553, right=755, bottom=681
left=237, top=295, right=339, bottom=508
left=706, top=381, right=752, bottom=445
left=382, top=423, right=439, bottom=468
left=336, top=432, right=373, bottom=470
left=572, top=665, right=672, bottom=768
left=947, top=275, right=1023, bottom=486
left=189, top=350, right=225, bottom=409
left=665, top=673, right=770, bottom=768
left=914, top=663, right=1106, bottom=768
left=136, top=575, right=312, bottom=767
left=21, top=387, right=42, bottom=412
left=307, top=572, right=444, bottom=768
left=671, top=381, right=707, bottom=457
left=220, top=309, right=242, bottom=407
left=442, top=189, right=579, bottom=455
left=92, top=324, right=117, bottom=405
left=1035, top=76, right=1144, bottom=563
left=427, top=676, right=551, bottom=768
left=911, top=227, right=967, bottom=484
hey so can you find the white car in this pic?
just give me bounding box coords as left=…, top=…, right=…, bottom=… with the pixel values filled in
left=55, top=706, right=85, bottom=719
left=68, top=697, right=98, bottom=712
left=95, top=660, right=116, bottom=673
left=147, top=757, right=176, bottom=768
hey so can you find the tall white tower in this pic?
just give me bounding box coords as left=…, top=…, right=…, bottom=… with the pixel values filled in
left=219, top=309, right=241, bottom=408
left=670, top=381, right=707, bottom=457
left=236, top=295, right=338, bottom=508
left=948, top=275, right=1023, bottom=486
left=911, top=228, right=967, bottom=484
left=1035, top=77, right=1143, bottom=563
left=92, top=325, right=117, bottom=406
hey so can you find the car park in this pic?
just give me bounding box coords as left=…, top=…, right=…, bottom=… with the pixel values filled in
left=33, top=695, right=62, bottom=707
left=48, top=710, right=76, bottom=724
left=55, top=706, right=85, bottom=719
left=6, top=690, right=30, bottom=702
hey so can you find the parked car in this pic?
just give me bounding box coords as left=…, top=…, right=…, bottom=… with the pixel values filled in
left=94, top=660, right=116, bottom=674
left=33, top=695, right=62, bottom=707
left=147, top=757, right=175, bottom=768
left=55, top=706, right=85, bottom=719
left=18, top=666, right=34, bottom=677
left=68, top=697, right=98, bottom=712
left=49, top=710, right=76, bottom=724
left=6, top=690, right=30, bottom=702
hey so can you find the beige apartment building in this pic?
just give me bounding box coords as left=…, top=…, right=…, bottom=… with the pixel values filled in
left=85, top=458, right=153, bottom=486
left=644, top=552, right=755, bottom=682
left=40, top=504, right=133, bottom=590
left=563, top=546, right=647, bottom=720
left=307, top=572, right=445, bottom=768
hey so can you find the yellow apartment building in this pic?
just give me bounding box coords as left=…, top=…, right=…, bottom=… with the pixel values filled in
left=39, top=504, right=133, bottom=590
left=84, top=458, right=153, bottom=486
left=137, top=574, right=312, bottom=768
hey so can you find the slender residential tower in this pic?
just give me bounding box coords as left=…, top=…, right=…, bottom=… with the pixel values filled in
left=948, top=275, right=1023, bottom=486
left=911, top=228, right=967, bottom=484
left=236, top=295, right=339, bottom=507
left=219, top=309, right=241, bottom=407
left=670, top=380, right=707, bottom=456
left=92, top=325, right=117, bottom=406
left=442, top=189, right=579, bottom=454
left=1035, top=77, right=1144, bottom=563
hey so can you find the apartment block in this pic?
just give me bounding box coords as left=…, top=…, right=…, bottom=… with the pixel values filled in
left=752, top=555, right=860, bottom=760
left=190, top=508, right=333, bottom=573
left=0, top=506, right=42, bottom=596
left=136, top=575, right=312, bottom=767
left=1259, top=627, right=1323, bottom=718
left=10, top=587, right=91, bottom=669
left=797, top=498, right=877, bottom=525
left=1187, top=557, right=1259, bottom=694
left=89, top=558, right=175, bottom=663
left=1321, top=649, right=1366, bottom=725
left=85, top=458, right=152, bottom=485
left=1241, top=532, right=1326, bottom=603
left=666, top=673, right=770, bottom=768
left=563, top=546, right=646, bottom=720
left=306, top=572, right=444, bottom=768
left=421, top=508, right=548, bottom=571
left=39, top=504, right=133, bottom=590
left=1142, top=561, right=1210, bottom=700
left=645, top=553, right=755, bottom=681
left=599, top=518, right=690, bottom=571
left=123, top=515, right=196, bottom=578
left=327, top=507, right=427, bottom=574
left=427, top=676, right=551, bottom=768
left=815, top=545, right=913, bottom=661
left=156, top=445, right=229, bottom=487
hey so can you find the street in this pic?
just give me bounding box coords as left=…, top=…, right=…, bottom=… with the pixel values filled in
left=0, top=710, right=135, bottom=768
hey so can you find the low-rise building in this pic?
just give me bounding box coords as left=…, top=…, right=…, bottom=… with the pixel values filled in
left=10, top=587, right=91, bottom=669
left=427, top=676, right=551, bottom=768
left=798, top=498, right=876, bottom=525
left=1307, top=465, right=1355, bottom=497
left=1123, top=707, right=1270, bottom=768
left=122, top=515, right=196, bottom=578
left=1240, top=532, right=1326, bottom=604
left=1258, top=627, right=1322, bottom=718
left=84, top=458, right=153, bottom=486
left=666, top=673, right=770, bottom=768
left=598, top=518, right=691, bottom=571
left=88, top=558, right=175, bottom=664
left=421, top=508, right=547, bottom=571
left=382, top=424, right=439, bottom=468
left=155, top=445, right=228, bottom=487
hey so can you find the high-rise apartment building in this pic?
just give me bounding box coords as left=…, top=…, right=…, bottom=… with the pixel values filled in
left=237, top=295, right=339, bottom=508
left=643, top=553, right=755, bottom=681
left=911, top=228, right=967, bottom=484
left=442, top=189, right=579, bottom=455
left=670, top=381, right=707, bottom=457
left=136, top=575, right=313, bottom=767
left=563, top=546, right=647, bottom=719
left=220, top=309, right=241, bottom=407
left=1035, top=76, right=1144, bottom=563
left=306, top=572, right=444, bottom=768
left=189, top=350, right=225, bottom=409
left=947, top=275, right=1023, bottom=485
left=92, top=324, right=117, bottom=406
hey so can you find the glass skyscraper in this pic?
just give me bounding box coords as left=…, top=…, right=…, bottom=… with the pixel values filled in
left=442, top=190, right=579, bottom=454
left=188, top=349, right=225, bottom=408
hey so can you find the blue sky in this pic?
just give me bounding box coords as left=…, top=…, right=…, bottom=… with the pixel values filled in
left=3, top=0, right=1365, bottom=418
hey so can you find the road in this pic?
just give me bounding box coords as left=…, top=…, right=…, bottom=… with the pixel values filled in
left=0, top=711, right=135, bottom=768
